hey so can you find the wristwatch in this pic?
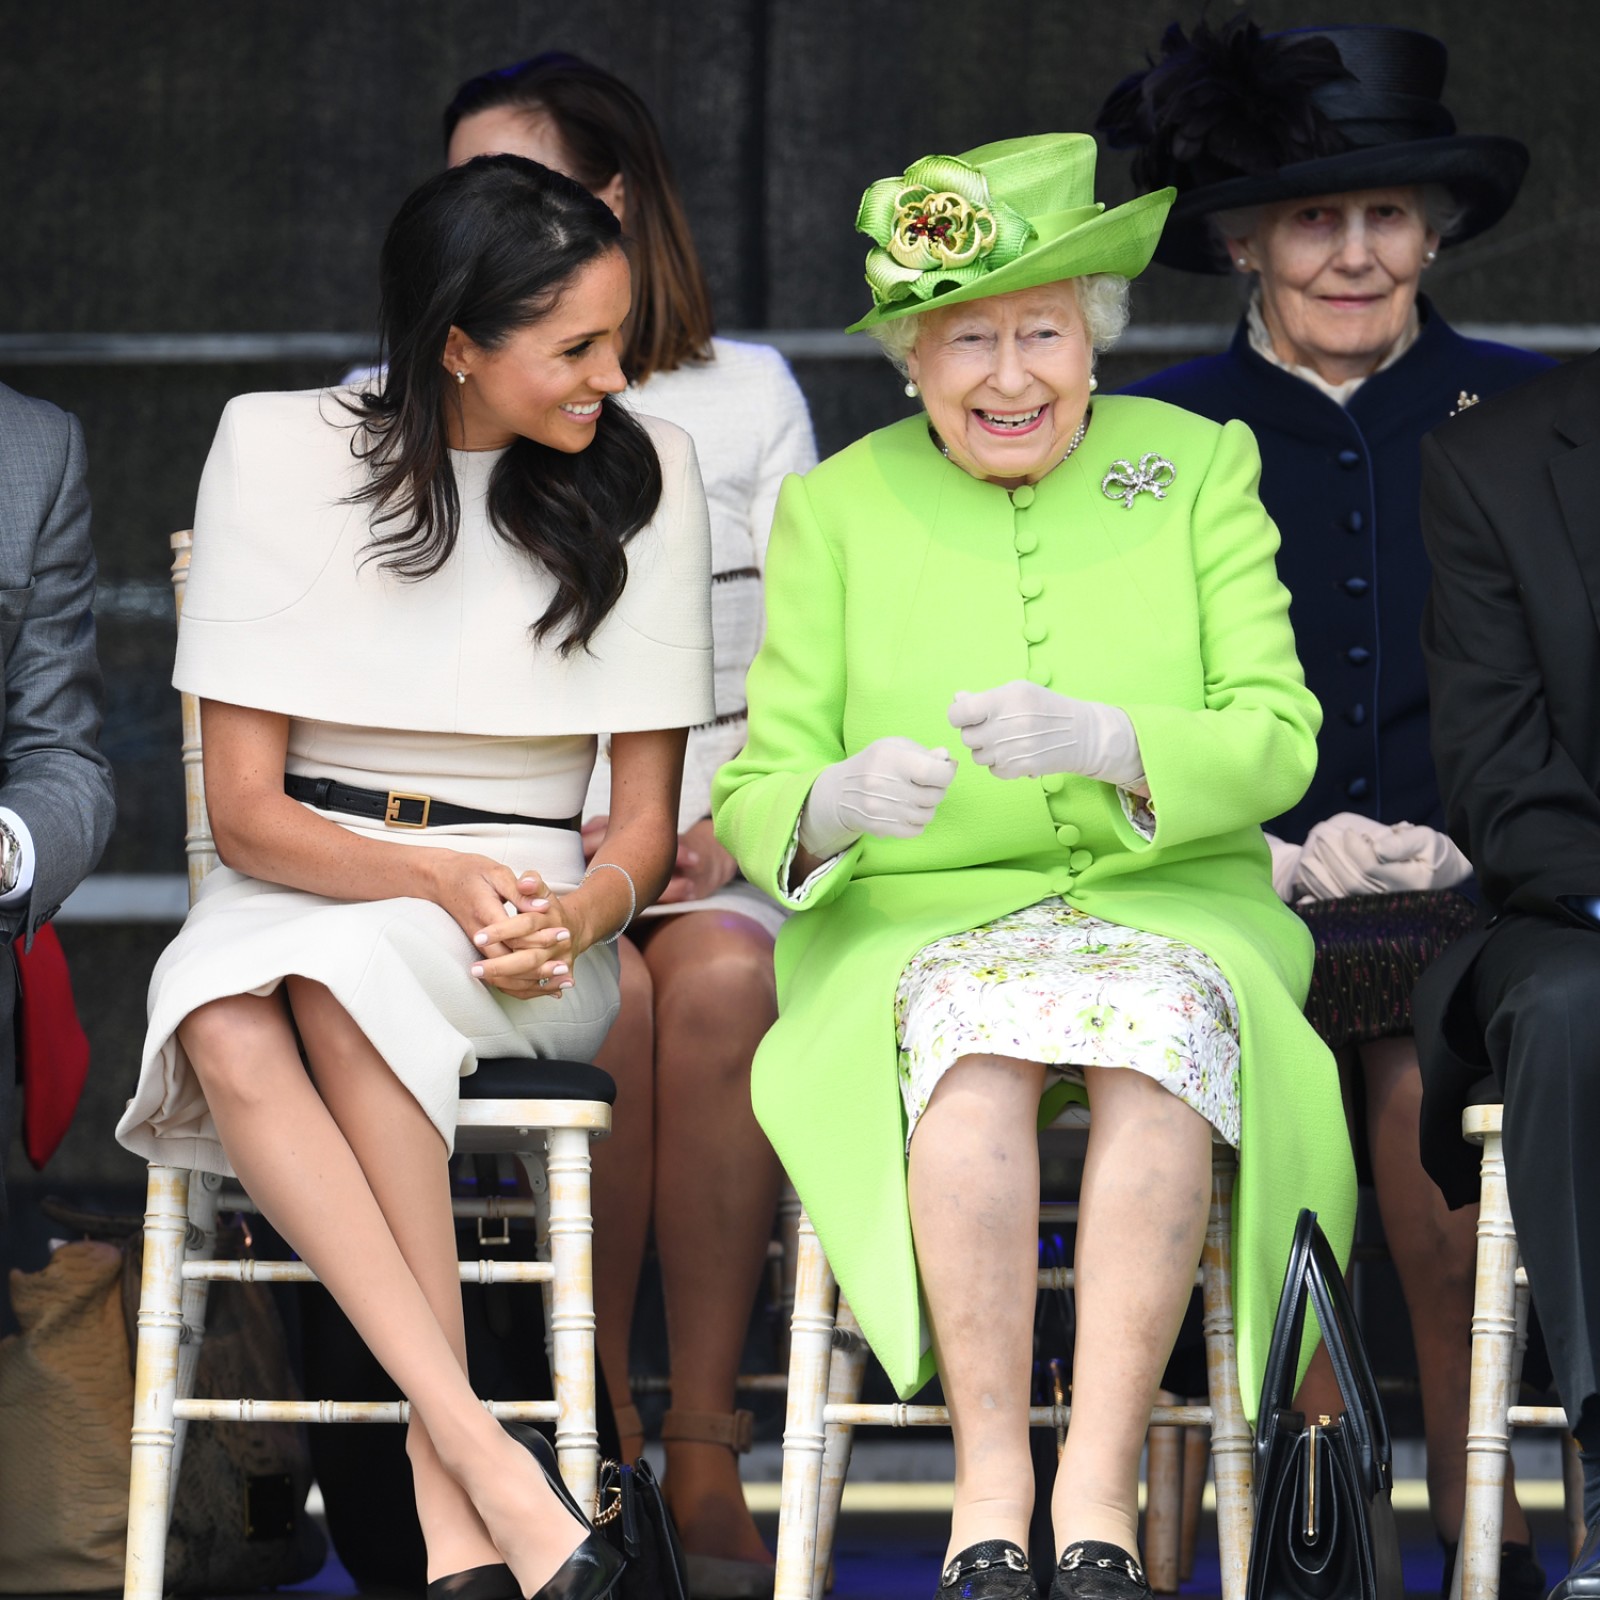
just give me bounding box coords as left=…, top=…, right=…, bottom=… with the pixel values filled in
left=0, top=817, right=21, bottom=895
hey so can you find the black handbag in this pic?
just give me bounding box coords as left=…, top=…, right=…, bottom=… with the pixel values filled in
left=1245, top=1210, right=1403, bottom=1600
left=594, top=1456, right=690, bottom=1600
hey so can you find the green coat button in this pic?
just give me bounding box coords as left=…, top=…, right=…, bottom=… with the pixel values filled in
left=1031, top=665, right=1054, bottom=687
left=1041, top=773, right=1065, bottom=794
left=1014, top=529, right=1039, bottom=554
left=1055, top=823, right=1081, bottom=846
left=1069, top=849, right=1094, bottom=871
left=1011, top=484, right=1037, bottom=508
left=1019, top=575, right=1044, bottom=599
left=1049, top=870, right=1074, bottom=896
left=1023, top=619, right=1048, bottom=644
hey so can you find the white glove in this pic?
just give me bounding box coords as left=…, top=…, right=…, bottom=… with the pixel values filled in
left=1263, top=832, right=1303, bottom=903
left=798, top=737, right=958, bottom=859
left=948, top=682, right=1145, bottom=787
left=1294, top=813, right=1473, bottom=901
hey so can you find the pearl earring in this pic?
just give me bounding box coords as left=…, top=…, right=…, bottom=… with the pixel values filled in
left=1423, top=248, right=1437, bottom=265
left=455, top=370, right=468, bottom=385
left=1089, top=375, right=1099, bottom=392
left=904, top=380, right=920, bottom=399
left=1235, top=256, right=1250, bottom=270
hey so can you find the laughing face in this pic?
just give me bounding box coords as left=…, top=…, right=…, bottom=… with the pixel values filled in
left=903, top=282, right=1094, bottom=488
left=1228, top=187, right=1438, bottom=386
left=442, top=247, right=632, bottom=453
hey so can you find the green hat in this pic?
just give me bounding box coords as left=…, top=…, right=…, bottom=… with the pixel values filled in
left=845, top=132, right=1175, bottom=334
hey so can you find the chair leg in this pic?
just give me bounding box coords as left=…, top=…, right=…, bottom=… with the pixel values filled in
left=1202, top=1148, right=1253, bottom=1600
left=775, top=1209, right=837, bottom=1600
left=1179, top=1421, right=1208, bottom=1582
left=124, top=1163, right=191, bottom=1600
left=1462, top=1124, right=1519, bottom=1600
left=1145, top=1391, right=1184, bottom=1592
left=166, top=1170, right=222, bottom=1519
left=542, top=1127, right=600, bottom=1517
left=811, top=1297, right=869, bottom=1600
left=774, top=1179, right=803, bottom=1372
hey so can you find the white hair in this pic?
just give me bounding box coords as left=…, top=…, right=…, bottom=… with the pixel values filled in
left=1208, top=182, right=1470, bottom=272
left=866, top=273, right=1132, bottom=376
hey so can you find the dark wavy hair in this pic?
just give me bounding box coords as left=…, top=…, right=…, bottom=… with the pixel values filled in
left=443, top=51, right=714, bottom=384
left=345, top=154, right=662, bottom=656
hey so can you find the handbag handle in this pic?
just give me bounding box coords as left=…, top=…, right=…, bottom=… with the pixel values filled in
left=1254, top=1210, right=1392, bottom=1497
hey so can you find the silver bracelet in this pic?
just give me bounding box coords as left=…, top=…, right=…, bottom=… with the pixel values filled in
left=582, top=861, right=636, bottom=945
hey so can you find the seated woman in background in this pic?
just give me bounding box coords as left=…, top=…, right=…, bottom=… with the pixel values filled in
left=445, top=52, right=817, bottom=1598
left=116, top=154, right=713, bottom=1600
left=1099, top=22, right=1552, bottom=1595
left=714, top=133, right=1355, bottom=1600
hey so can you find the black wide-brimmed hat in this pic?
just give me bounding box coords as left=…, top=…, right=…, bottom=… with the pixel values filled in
left=1096, top=19, right=1530, bottom=274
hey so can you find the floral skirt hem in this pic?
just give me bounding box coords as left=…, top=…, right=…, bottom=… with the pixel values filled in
left=894, top=898, right=1241, bottom=1151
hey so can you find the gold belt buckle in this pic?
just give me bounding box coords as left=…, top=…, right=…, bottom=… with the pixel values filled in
left=384, top=790, right=431, bottom=829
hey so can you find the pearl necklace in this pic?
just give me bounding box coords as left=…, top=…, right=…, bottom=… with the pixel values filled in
left=931, top=408, right=1091, bottom=475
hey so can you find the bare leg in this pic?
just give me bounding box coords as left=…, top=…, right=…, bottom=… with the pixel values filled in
left=1362, top=1034, right=1529, bottom=1545
left=178, top=991, right=584, bottom=1596
left=646, top=911, right=781, bottom=1566
left=908, top=1052, right=1047, bottom=1564
left=589, top=935, right=655, bottom=1461
left=1051, top=1068, right=1212, bottom=1558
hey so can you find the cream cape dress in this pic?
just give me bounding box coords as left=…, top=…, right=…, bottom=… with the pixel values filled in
left=116, top=388, right=714, bottom=1177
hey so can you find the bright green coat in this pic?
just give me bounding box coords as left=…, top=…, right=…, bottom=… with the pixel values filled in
left=712, top=396, right=1356, bottom=1414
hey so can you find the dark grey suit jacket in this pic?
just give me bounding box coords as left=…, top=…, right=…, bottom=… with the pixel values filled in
left=1414, top=351, right=1600, bottom=1202
left=0, top=382, right=117, bottom=1193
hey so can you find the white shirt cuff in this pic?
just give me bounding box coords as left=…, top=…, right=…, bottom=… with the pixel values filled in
left=0, top=806, right=37, bottom=906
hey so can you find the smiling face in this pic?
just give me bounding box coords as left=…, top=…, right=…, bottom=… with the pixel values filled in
left=442, top=247, right=632, bottom=452
left=903, top=282, right=1094, bottom=487
left=1229, top=187, right=1438, bottom=385
left=447, top=106, right=627, bottom=224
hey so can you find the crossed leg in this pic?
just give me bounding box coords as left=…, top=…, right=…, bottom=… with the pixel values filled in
left=177, top=983, right=585, bottom=1595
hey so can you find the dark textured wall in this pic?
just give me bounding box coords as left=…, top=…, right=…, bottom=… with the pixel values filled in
left=3, top=0, right=1597, bottom=1197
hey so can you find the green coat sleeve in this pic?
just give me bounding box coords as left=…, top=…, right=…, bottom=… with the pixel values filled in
left=1108, top=419, right=1321, bottom=852
left=713, top=471, right=866, bottom=909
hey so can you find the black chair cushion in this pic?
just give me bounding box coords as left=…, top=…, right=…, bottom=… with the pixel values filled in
left=1301, top=889, right=1479, bottom=1049
left=460, top=1057, right=616, bottom=1104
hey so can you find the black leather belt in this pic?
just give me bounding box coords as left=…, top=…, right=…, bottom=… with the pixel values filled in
left=285, top=774, right=581, bottom=832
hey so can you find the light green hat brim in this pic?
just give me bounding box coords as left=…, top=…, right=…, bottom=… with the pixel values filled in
left=845, top=133, right=1176, bottom=334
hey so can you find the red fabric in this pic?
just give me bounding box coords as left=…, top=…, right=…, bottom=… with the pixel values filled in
left=15, top=923, right=90, bottom=1169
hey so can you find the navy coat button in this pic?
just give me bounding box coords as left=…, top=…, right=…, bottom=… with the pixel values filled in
left=1345, top=703, right=1368, bottom=726
left=1347, top=776, right=1370, bottom=799
left=1337, top=449, right=1361, bottom=467
left=1346, top=646, right=1371, bottom=664
left=1343, top=576, right=1370, bottom=596
left=1347, top=510, right=1365, bottom=533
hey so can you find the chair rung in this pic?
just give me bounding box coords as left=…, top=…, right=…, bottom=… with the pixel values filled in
left=1508, top=1404, right=1572, bottom=1429
left=181, top=1259, right=554, bottom=1284
left=1038, top=1203, right=1080, bottom=1224
left=632, top=1372, right=792, bottom=1395
left=820, top=1403, right=1213, bottom=1429
left=1038, top=1267, right=1201, bottom=1290
left=174, top=1398, right=560, bottom=1424
left=210, top=1194, right=543, bottom=1222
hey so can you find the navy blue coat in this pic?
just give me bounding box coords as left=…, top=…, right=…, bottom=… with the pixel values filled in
left=1124, top=300, right=1553, bottom=841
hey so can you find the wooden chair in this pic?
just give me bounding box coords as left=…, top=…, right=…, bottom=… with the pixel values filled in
left=773, top=1113, right=1254, bottom=1600
left=123, top=531, right=616, bottom=1600
left=1456, top=1097, right=1584, bottom=1600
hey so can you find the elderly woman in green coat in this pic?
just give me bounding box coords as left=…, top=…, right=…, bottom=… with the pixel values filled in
left=713, top=133, right=1356, bottom=1600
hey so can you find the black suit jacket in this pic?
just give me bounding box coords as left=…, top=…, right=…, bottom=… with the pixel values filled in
left=1414, top=351, right=1600, bottom=1201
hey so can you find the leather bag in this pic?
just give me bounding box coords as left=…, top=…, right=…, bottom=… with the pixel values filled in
left=594, top=1456, right=690, bottom=1600
left=1245, top=1209, right=1403, bottom=1600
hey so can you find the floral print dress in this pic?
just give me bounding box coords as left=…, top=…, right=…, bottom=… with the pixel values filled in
left=894, top=898, right=1241, bottom=1150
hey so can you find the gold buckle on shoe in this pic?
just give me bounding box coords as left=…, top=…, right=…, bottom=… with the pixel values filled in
left=384, top=790, right=431, bottom=828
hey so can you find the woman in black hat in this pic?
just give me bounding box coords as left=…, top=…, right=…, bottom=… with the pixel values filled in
left=1098, top=19, right=1552, bottom=1598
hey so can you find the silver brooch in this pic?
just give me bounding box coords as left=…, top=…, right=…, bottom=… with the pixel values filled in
left=1451, top=390, right=1480, bottom=416
left=1102, top=453, right=1176, bottom=510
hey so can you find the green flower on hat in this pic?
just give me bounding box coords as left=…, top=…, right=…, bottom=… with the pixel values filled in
left=857, top=154, right=1035, bottom=312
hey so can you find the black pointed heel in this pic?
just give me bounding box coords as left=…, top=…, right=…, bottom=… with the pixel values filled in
left=426, top=1563, right=522, bottom=1600
left=502, top=1422, right=627, bottom=1600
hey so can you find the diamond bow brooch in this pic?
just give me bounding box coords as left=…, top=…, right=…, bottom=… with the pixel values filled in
left=1101, top=453, right=1176, bottom=510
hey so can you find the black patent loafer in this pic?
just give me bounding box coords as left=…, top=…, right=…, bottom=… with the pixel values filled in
left=1551, top=1518, right=1600, bottom=1599
left=1049, top=1540, right=1151, bottom=1600
left=528, top=1530, right=626, bottom=1600
left=935, top=1539, right=1038, bottom=1599
left=428, top=1565, right=521, bottom=1600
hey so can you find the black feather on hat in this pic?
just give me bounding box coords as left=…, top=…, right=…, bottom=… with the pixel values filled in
left=1096, top=18, right=1531, bottom=274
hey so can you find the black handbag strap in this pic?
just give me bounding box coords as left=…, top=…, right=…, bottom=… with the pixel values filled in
left=1255, top=1210, right=1392, bottom=1496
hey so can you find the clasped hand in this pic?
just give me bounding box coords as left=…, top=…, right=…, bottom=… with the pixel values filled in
left=1291, top=813, right=1472, bottom=900
left=948, top=681, right=1145, bottom=787
left=433, top=851, right=575, bottom=1000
